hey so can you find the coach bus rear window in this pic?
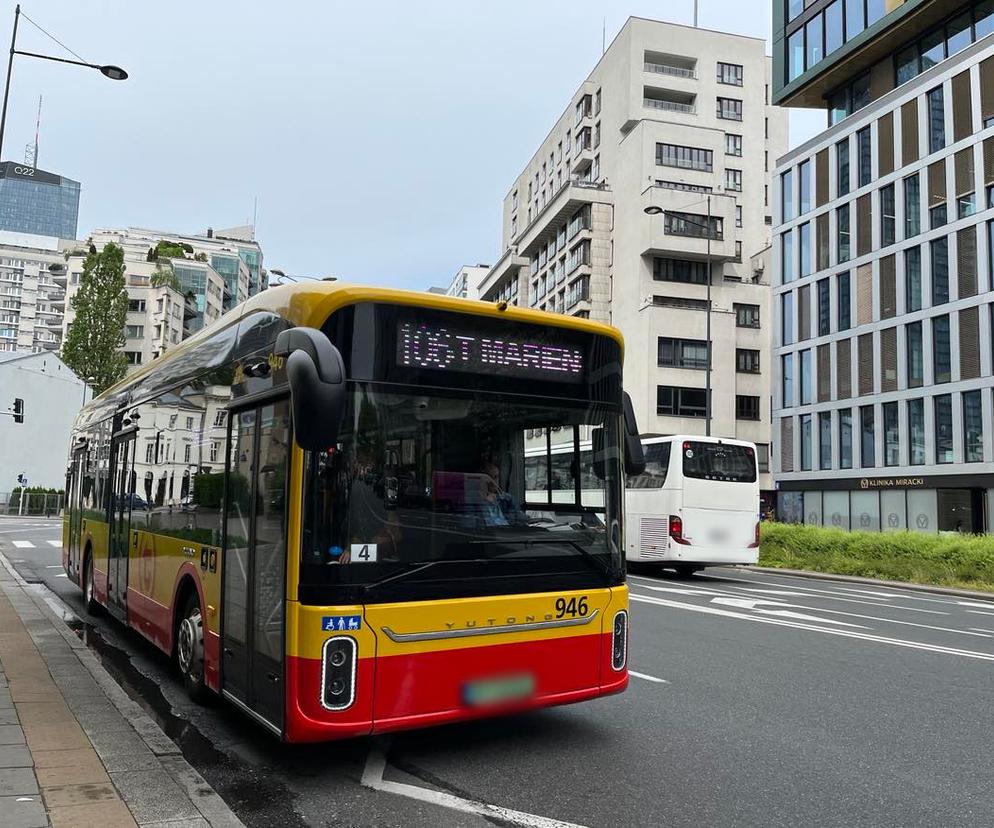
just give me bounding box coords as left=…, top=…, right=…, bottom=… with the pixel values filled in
left=682, top=442, right=756, bottom=483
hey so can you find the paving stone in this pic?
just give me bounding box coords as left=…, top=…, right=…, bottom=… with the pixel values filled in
left=0, top=724, right=25, bottom=744
left=36, top=760, right=109, bottom=788
left=48, top=799, right=138, bottom=828
left=0, top=766, right=39, bottom=796
left=141, top=819, right=210, bottom=828
left=87, top=727, right=152, bottom=763
left=23, top=722, right=89, bottom=752
left=0, top=794, right=48, bottom=828
left=109, top=770, right=200, bottom=824
left=0, top=744, right=32, bottom=767
left=41, top=781, right=119, bottom=808
left=32, top=747, right=103, bottom=769
left=0, top=706, right=19, bottom=725
left=0, top=689, right=14, bottom=708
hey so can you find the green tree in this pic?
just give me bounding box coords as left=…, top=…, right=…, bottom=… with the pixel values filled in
left=151, top=262, right=182, bottom=291
left=61, top=243, right=129, bottom=394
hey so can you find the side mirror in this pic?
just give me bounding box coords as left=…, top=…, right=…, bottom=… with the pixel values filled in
left=622, top=392, right=646, bottom=476
left=275, top=327, right=347, bottom=452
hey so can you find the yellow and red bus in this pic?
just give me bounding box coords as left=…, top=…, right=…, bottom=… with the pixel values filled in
left=63, top=284, right=643, bottom=742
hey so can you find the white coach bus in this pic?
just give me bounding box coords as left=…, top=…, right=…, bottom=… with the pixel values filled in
left=625, top=436, right=760, bottom=574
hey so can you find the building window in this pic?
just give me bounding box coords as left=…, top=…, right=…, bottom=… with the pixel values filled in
left=736, top=348, right=760, bottom=373
left=964, top=389, right=984, bottom=462
left=907, top=398, right=925, bottom=465
left=788, top=27, right=804, bottom=82
left=655, top=143, right=713, bottom=172
left=213, top=409, right=227, bottom=427
left=781, top=169, right=794, bottom=222
left=817, top=278, right=830, bottom=336
left=725, top=134, right=743, bottom=156
left=799, top=348, right=812, bottom=405
left=725, top=168, right=743, bottom=192
left=736, top=395, right=760, bottom=421
left=905, top=246, right=921, bottom=312
left=935, top=393, right=953, bottom=463
left=906, top=320, right=924, bottom=388
left=903, top=173, right=920, bottom=238
left=819, top=411, right=832, bottom=470
left=655, top=179, right=713, bottom=193
left=931, top=237, right=949, bottom=305
left=716, top=97, right=743, bottom=120
left=717, top=62, right=743, bottom=86
left=657, top=385, right=707, bottom=417
left=933, top=314, right=951, bottom=383
left=735, top=303, right=760, bottom=328
left=837, top=271, right=851, bottom=331
left=658, top=337, right=710, bottom=369
left=880, top=184, right=896, bottom=246
left=664, top=211, right=722, bottom=239
left=836, top=138, right=850, bottom=196
left=757, top=443, right=770, bottom=473
left=209, top=441, right=220, bottom=463
left=883, top=401, right=900, bottom=466
left=128, top=299, right=146, bottom=313
left=782, top=230, right=795, bottom=283
left=798, top=159, right=811, bottom=214
left=736, top=205, right=743, bottom=228
left=799, top=222, right=811, bottom=278
left=860, top=405, right=875, bottom=468
left=839, top=408, right=853, bottom=469
left=806, top=14, right=824, bottom=69
left=782, top=292, right=794, bottom=346
left=124, top=351, right=142, bottom=365
left=125, top=324, right=144, bottom=339
left=927, top=85, right=945, bottom=153
left=183, top=444, right=191, bottom=463
left=800, top=414, right=813, bottom=471
left=145, top=442, right=155, bottom=464
left=857, top=127, right=871, bottom=188
left=653, top=257, right=708, bottom=285
left=782, top=354, right=794, bottom=407
left=837, top=204, right=850, bottom=263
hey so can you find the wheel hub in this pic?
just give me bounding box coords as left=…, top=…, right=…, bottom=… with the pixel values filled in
left=178, top=609, right=203, bottom=676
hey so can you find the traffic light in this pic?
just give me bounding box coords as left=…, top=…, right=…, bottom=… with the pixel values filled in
left=12, top=398, right=23, bottom=424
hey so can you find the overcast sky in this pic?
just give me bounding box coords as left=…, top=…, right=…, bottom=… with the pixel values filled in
left=4, top=1, right=822, bottom=288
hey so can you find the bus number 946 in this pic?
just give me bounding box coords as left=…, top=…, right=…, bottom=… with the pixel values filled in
left=555, top=596, right=588, bottom=618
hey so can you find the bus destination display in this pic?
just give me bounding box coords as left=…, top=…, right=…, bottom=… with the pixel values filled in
left=397, top=320, right=585, bottom=382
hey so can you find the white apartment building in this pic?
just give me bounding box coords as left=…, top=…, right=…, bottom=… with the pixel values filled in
left=445, top=264, right=491, bottom=299
left=0, top=231, right=79, bottom=354
left=480, top=17, right=788, bottom=497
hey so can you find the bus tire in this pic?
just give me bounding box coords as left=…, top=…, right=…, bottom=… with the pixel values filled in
left=82, top=551, right=101, bottom=615
left=177, top=592, right=211, bottom=704
left=673, top=564, right=703, bottom=577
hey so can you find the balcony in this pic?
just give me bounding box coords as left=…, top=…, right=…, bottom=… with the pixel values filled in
left=641, top=186, right=736, bottom=261
left=513, top=180, right=612, bottom=258
left=644, top=50, right=696, bottom=80
left=478, top=247, right=528, bottom=304
left=644, top=61, right=695, bottom=79
left=643, top=86, right=696, bottom=115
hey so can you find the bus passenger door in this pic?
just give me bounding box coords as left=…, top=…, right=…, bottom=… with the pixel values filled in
left=222, top=401, right=289, bottom=733
left=107, top=429, right=137, bottom=619
left=66, top=447, right=87, bottom=582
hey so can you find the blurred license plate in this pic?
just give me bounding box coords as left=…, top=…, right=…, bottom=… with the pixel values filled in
left=709, top=528, right=731, bottom=544
left=463, top=674, right=535, bottom=707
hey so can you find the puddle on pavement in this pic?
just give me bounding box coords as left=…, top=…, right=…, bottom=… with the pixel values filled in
left=66, top=618, right=308, bottom=828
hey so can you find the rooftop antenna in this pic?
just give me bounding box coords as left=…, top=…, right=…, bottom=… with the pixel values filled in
left=694, top=0, right=699, bottom=27
left=23, top=94, right=40, bottom=167
left=602, top=17, right=606, bottom=55
left=252, top=195, right=257, bottom=237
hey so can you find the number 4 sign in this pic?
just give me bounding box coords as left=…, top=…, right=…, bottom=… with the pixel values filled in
left=351, top=543, right=378, bottom=563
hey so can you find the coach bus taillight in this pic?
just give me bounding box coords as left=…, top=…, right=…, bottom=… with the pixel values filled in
left=612, top=610, right=628, bottom=671
left=669, top=514, right=690, bottom=545
left=748, top=521, right=760, bottom=549
left=321, top=636, right=357, bottom=711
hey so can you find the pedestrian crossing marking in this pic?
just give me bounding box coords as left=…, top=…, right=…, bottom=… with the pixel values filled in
left=46, top=540, right=61, bottom=547
left=11, top=540, right=34, bottom=549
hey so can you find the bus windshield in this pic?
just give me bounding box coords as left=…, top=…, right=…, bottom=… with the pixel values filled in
left=682, top=441, right=757, bottom=483
left=300, top=383, right=624, bottom=603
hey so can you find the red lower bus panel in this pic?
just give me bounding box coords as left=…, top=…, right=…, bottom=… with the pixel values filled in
left=283, top=631, right=626, bottom=743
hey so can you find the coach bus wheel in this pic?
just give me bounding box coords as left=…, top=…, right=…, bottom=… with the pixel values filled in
left=177, top=594, right=211, bottom=703
left=83, top=553, right=100, bottom=615
left=673, top=564, right=703, bottom=577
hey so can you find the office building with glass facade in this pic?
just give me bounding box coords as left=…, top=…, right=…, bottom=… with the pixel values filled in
left=772, top=0, right=994, bottom=533
left=0, top=162, right=80, bottom=239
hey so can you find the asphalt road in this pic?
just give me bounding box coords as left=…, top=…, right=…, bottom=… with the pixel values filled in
left=4, top=515, right=994, bottom=827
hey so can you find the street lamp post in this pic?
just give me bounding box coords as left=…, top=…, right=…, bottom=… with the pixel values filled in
left=645, top=195, right=714, bottom=436
left=0, top=5, right=127, bottom=161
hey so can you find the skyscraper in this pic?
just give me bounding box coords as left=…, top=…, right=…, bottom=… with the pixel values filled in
left=0, top=162, right=80, bottom=239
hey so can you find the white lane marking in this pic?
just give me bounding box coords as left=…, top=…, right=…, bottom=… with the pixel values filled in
left=361, top=749, right=586, bottom=828
left=11, top=540, right=34, bottom=548
left=707, top=576, right=949, bottom=615
left=55, top=574, right=67, bottom=578
left=45, top=565, right=61, bottom=568
left=629, top=670, right=669, bottom=684
left=630, top=593, right=994, bottom=662
left=966, top=609, right=994, bottom=617
left=958, top=600, right=994, bottom=608
left=708, top=571, right=964, bottom=606
left=46, top=540, right=61, bottom=547
left=710, top=596, right=868, bottom=628
left=971, top=628, right=994, bottom=634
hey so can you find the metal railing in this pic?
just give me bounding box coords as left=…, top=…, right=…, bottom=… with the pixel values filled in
left=644, top=98, right=695, bottom=114
left=0, top=491, right=64, bottom=516
left=644, top=61, right=696, bottom=79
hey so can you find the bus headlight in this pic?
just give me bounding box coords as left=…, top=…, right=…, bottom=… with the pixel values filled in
left=321, top=636, right=357, bottom=711
left=611, top=610, right=628, bottom=671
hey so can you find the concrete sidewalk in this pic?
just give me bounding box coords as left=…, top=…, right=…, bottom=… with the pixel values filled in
left=0, top=555, right=243, bottom=828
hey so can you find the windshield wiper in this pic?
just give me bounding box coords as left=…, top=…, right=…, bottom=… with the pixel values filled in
left=361, top=558, right=496, bottom=596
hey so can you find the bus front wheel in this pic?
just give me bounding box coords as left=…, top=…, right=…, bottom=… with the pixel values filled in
left=177, top=594, right=211, bottom=704
left=672, top=564, right=703, bottom=577
left=83, top=552, right=100, bottom=615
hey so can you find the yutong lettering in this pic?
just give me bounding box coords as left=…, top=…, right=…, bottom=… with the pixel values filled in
left=398, top=321, right=583, bottom=380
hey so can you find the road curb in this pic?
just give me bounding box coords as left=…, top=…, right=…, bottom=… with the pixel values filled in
left=0, top=546, right=245, bottom=827
left=746, top=565, right=994, bottom=602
